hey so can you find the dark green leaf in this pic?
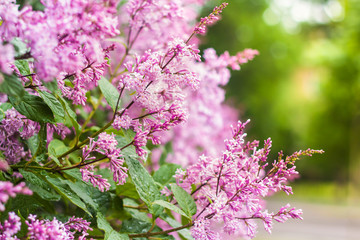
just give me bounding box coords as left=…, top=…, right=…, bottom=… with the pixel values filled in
left=16, top=210, right=28, bottom=237
left=98, top=77, right=120, bottom=111
left=97, top=212, right=129, bottom=240
left=9, top=93, right=54, bottom=123
left=39, top=171, right=92, bottom=216
left=153, top=164, right=181, bottom=186
left=170, top=184, right=197, bottom=218
left=125, top=156, right=163, bottom=216
left=120, top=218, right=152, bottom=234
left=15, top=60, right=31, bottom=76
left=39, top=91, right=65, bottom=120
left=123, top=198, right=151, bottom=223
left=20, top=169, right=60, bottom=201
left=65, top=180, right=99, bottom=211
left=0, top=74, right=25, bottom=97
left=63, top=169, right=112, bottom=214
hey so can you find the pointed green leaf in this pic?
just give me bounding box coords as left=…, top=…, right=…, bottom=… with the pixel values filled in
left=15, top=60, right=31, bottom=76
left=153, top=164, right=181, bottom=186
left=20, top=169, right=60, bottom=201
left=170, top=184, right=197, bottom=218
left=9, top=93, right=54, bottom=123
left=39, top=171, right=92, bottom=216
left=97, top=212, right=129, bottom=240
left=39, top=91, right=65, bottom=120
left=0, top=74, right=25, bottom=97
left=153, top=200, right=189, bottom=219
left=98, top=77, right=120, bottom=111
left=125, top=156, right=163, bottom=216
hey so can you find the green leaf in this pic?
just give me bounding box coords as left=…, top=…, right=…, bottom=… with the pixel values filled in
left=48, top=139, right=69, bottom=160
left=11, top=38, right=28, bottom=55
left=39, top=91, right=65, bottom=120
left=125, top=156, right=163, bottom=216
left=56, top=94, right=81, bottom=134
left=153, top=164, right=181, bottom=186
left=98, top=77, right=120, bottom=111
left=113, top=129, right=140, bottom=158
left=0, top=74, right=25, bottom=97
left=123, top=198, right=151, bottom=223
left=161, top=216, right=194, bottom=240
left=16, top=210, right=28, bottom=238
left=97, top=212, right=129, bottom=240
left=9, top=93, right=54, bottom=123
left=63, top=169, right=112, bottom=214
left=48, top=139, right=68, bottom=166
left=120, top=218, right=152, bottom=234
left=15, top=60, right=31, bottom=76
left=65, top=180, right=99, bottom=211
left=20, top=169, right=60, bottom=201
left=170, top=184, right=197, bottom=218
left=153, top=200, right=189, bottom=219
left=39, top=171, right=92, bottom=216
left=116, top=181, right=140, bottom=199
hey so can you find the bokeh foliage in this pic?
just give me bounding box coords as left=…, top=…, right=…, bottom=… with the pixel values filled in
left=202, top=0, right=360, bottom=183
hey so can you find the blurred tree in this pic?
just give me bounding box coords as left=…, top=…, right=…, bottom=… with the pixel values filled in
left=202, top=0, right=359, bottom=184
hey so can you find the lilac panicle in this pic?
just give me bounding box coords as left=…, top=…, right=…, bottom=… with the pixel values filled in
left=0, top=108, right=40, bottom=164
left=80, top=133, right=128, bottom=190
left=174, top=120, right=323, bottom=239
left=0, top=211, right=21, bottom=239
left=194, top=2, right=228, bottom=35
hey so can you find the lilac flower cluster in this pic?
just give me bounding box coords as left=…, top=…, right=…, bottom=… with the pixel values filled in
left=174, top=120, right=323, bottom=239
left=0, top=0, right=119, bottom=104
left=194, top=2, right=229, bottom=34
left=0, top=181, right=32, bottom=211
left=167, top=48, right=258, bottom=166
left=80, top=133, right=126, bottom=191
left=0, top=108, right=39, bottom=164
left=0, top=212, right=92, bottom=240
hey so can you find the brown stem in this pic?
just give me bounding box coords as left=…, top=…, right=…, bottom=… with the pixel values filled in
left=15, top=52, right=32, bottom=60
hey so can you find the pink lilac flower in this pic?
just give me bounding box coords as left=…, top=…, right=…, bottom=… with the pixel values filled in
left=166, top=48, right=257, bottom=166
left=0, top=43, right=14, bottom=74
left=0, top=211, right=21, bottom=239
left=79, top=133, right=128, bottom=189
left=194, top=2, right=228, bottom=35
left=173, top=120, right=323, bottom=239
left=64, top=216, right=92, bottom=240
left=0, top=0, right=119, bottom=104
left=0, top=181, right=32, bottom=211
left=80, top=165, right=111, bottom=192
left=113, top=110, right=132, bottom=130
left=0, top=108, right=40, bottom=164
left=26, top=214, right=72, bottom=239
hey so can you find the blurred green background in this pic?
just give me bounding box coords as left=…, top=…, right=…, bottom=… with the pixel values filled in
left=201, top=0, right=360, bottom=202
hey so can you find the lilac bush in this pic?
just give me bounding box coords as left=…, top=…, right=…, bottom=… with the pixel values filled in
left=0, top=1, right=323, bottom=239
